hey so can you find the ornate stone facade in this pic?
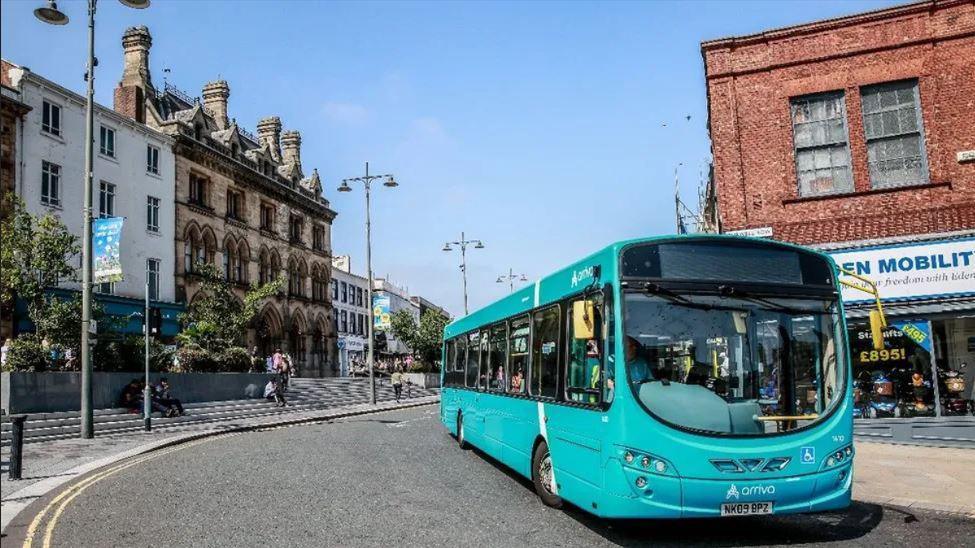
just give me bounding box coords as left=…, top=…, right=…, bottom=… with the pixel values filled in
left=112, top=26, right=338, bottom=376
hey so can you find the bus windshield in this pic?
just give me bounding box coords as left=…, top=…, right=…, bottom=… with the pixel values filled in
left=623, top=292, right=845, bottom=436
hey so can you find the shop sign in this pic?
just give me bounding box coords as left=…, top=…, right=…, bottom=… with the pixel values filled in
left=831, top=238, right=975, bottom=302
left=892, top=320, right=932, bottom=353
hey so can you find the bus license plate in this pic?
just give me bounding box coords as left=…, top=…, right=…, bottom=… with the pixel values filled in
left=720, top=501, right=773, bottom=516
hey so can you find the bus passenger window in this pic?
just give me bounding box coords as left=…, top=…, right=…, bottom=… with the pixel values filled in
left=567, top=295, right=603, bottom=404
left=531, top=306, right=560, bottom=399
left=454, top=337, right=466, bottom=374
left=445, top=340, right=456, bottom=386
left=479, top=330, right=490, bottom=390
left=489, top=324, right=507, bottom=391
left=508, top=316, right=529, bottom=394
left=465, top=332, right=479, bottom=388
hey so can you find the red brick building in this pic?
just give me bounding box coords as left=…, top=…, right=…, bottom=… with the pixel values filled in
left=703, top=0, right=975, bottom=426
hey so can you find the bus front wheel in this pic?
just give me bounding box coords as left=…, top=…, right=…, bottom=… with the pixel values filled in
left=457, top=412, right=469, bottom=450
left=532, top=441, right=563, bottom=509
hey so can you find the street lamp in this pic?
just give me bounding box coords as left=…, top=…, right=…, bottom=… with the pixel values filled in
left=496, top=268, right=528, bottom=293
left=35, top=0, right=151, bottom=439
left=337, top=162, right=397, bottom=406
left=442, top=232, right=484, bottom=315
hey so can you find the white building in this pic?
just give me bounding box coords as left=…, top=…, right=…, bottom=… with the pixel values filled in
left=331, top=256, right=369, bottom=375
left=3, top=61, right=179, bottom=336
left=373, top=277, right=420, bottom=356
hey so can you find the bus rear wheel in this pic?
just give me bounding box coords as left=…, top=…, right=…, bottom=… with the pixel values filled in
left=457, top=412, right=469, bottom=449
left=532, top=441, right=563, bottom=509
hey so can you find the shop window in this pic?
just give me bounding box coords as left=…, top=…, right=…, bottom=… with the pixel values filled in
left=791, top=91, right=853, bottom=197
left=850, top=321, right=936, bottom=419
left=531, top=305, right=560, bottom=398
left=861, top=80, right=928, bottom=189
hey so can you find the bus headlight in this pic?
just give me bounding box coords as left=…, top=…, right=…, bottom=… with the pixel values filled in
left=821, top=444, right=853, bottom=470
left=640, top=456, right=651, bottom=468
left=618, top=447, right=675, bottom=476
left=635, top=476, right=648, bottom=489
left=624, top=451, right=635, bottom=464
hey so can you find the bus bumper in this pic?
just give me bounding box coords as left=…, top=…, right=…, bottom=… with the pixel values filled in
left=599, top=459, right=853, bottom=519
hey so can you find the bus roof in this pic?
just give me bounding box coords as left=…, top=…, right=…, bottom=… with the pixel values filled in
left=444, top=233, right=834, bottom=338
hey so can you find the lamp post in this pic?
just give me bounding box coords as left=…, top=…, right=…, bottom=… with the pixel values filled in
left=496, top=268, right=528, bottom=294
left=338, top=162, right=397, bottom=406
left=34, top=0, right=151, bottom=439
left=442, top=233, right=484, bottom=315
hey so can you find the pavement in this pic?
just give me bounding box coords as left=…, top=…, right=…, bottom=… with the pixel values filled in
left=3, top=405, right=971, bottom=547
left=852, top=441, right=975, bottom=516
left=0, top=395, right=439, bottom=533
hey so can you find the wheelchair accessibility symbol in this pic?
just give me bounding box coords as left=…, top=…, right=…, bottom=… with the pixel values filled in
left=800, top=446, right=816, bottom=464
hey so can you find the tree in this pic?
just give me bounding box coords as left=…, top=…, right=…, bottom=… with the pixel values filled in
left=0, top=192, right=81, bottom=343
left=178, top=262, right=284, bottom=352
left=389, top=308, right=450, bottom=370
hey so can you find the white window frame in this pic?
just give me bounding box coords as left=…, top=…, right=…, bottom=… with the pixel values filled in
left=42, top=100, right=61, bottom=136
left=147, top=195, right=160, bottom=233
left=99, top=181, right=116, bottom=218
left=99, top=125, right=116, bottom=158
left=147, top=258, right=160, bottom=301
left=41, top=160, right=61, bottom=207
left=146, top=144, right=160, bottom=175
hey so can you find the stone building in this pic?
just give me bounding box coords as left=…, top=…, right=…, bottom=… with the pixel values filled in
left=111, top=26, right=338, bottom=376
left=702, top=0, right=974, bottom=438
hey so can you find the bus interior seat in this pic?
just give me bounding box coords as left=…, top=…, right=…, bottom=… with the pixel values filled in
left=639, top=382, right=764, bottom=434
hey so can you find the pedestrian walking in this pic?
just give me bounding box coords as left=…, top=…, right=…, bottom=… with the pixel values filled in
left=278, top=355, right=291, bottom=392
left=391, top=366, right=405, bottom=402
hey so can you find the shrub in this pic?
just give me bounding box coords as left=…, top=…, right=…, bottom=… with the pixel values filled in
left=173, top=344, right=218, bottom=373
left=407, top=360, right=432, bottom=373
left=218, top=346, right=253, bottom=373
left=3, top=335, right=48, bottom=372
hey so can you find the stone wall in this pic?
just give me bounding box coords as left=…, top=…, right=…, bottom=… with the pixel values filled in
left=1, top=371, right=272, bottom=414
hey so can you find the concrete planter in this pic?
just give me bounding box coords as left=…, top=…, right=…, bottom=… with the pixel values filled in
left=1, top=371, right=273, bottom=414
left=403, top=372, right=440, bottom=388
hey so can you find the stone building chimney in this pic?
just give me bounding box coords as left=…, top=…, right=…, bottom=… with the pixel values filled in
left=281, top=130, right=302, bottom=168
left=256, top=116, right=282, bottom=162
left=113, top=26, right=152, bottom=123
left=201, top=80, right=230, bottom=130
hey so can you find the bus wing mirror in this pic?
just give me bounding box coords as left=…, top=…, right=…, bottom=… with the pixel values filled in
left=869, top=310, right=885, bottom=351
left=573, top=300, right=595, bottom=339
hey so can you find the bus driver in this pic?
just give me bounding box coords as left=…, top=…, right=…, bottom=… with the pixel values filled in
left=607, top=336, right=652, bottom=390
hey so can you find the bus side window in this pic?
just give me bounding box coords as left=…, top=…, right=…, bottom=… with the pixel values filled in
left=465, top=332, right=479, bottom=388
left=454, top=336, right=466, bottom=378
left=508, top=315, right=530, bottom=394
left=531, top=305, right=560, bottom=399
left=489, top=323, right=507, bottom=391
left=566, top=295, right=603, bottom=404
left=603, top=290, right=615, bottom=404
left=445, top=339, right=456, bottom=386
left=479, top=329, right=490, bottom=390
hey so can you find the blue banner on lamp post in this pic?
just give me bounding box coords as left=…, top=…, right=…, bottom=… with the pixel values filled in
left=93, top=217, right=124, bottom=283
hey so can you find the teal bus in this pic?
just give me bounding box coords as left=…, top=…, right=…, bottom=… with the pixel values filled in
left=439, top=234, right=884, bottom=519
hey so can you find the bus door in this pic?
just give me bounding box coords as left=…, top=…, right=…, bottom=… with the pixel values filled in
left=545, top=295, right=610, bottom=499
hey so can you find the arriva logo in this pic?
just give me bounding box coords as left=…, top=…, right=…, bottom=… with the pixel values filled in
left=570, top=266, right=595, bottom=288
left=726, top=484, right=775, bottom=500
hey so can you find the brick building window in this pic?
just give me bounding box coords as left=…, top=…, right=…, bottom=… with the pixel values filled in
left=42, top=100, right=61, bottom=136
left=861, top=80, right=928, bottom=189
left=41, top=160, right=61, bottom=206
left=791, top=92, right=853, bottom=197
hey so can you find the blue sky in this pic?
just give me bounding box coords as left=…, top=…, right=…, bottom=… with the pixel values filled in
left=1, top=0, right=902, bottom=316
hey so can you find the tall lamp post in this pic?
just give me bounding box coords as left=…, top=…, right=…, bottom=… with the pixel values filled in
left=442, top=233, right=484, bottom=316
left=34, top=0, right=151, bottom=439
left=338, top=162, right=397, bottom=405
left=496, top=268, right=528, bottom=294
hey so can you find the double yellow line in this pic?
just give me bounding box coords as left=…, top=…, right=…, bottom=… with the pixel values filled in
left=21, top=436, right=225, bottom=548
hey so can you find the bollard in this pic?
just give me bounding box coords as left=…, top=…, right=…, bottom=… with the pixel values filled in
left=9, top=414, right=27, bottom=480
